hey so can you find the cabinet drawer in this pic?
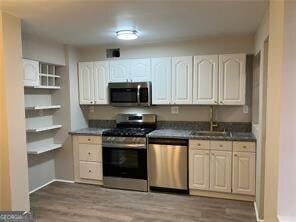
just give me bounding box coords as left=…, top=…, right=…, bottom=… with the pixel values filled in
left=210, top=141, right=232, bottom=151
left=79, top=162, right=102, bottom=180
left=233, top=142, right=256, bottom=153
left=78, top=144, right=102, bottom=162
left=78, top=136, right=101, bottom=144
left=189, top=140, right=210, bottom=150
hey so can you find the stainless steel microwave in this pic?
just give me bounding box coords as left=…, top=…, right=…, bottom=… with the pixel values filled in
left=108, top=82, right=151, bottom=106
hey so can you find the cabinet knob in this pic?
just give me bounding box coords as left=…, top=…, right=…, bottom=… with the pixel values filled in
left=220, top=101, right=223, bottom=104
left=88, top=152, right=91, bottom=155
left=88, top=138, right=91, bottom=141
left=243, top=145, right=247, bottom=148
left=219, top=144, right=223, bottom=147
left=215, top=101, right=218, bottom=104
left=234, top=154, right=238, bottom=157
left=88, top=170, right=92, bottom=173
left=197, top=143, right=201, bottom=146
left=90, top=101, right=93, bottom=104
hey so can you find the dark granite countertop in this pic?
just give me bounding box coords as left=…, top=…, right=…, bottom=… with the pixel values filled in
left=147, top=129, right=256, bottom=142
left=69, top=128, right=108, bottom=136
left=70, top=127, right=256, bottom=142
left=147, top=129, right=192, bottom=140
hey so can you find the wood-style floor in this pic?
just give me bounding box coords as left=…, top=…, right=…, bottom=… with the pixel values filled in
left=30, top=182, right=256, bottom=222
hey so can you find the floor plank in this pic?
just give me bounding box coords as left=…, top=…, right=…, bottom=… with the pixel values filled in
left=30, top=182, right=256, bottom=222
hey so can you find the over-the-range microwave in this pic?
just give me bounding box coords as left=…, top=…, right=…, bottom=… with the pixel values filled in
left=108, top=82, right=151, bottom=107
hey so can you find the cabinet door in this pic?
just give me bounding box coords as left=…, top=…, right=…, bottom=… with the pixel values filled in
left=189, top=149, right=210, bottom=190
left=130, top=58, right=151, bottom=82
left=79, top=62, right=94, bottom=105
left=23, top=59, right=39, bottom=87
left=219, top=54, right=246, bottom=105
left=193, top=55, right=218, bottom=105
left=210, top=150, right=232, bottom=193
left=151, top=57, right=172, bottom=104
left=232, top=152, right=256, bottom=195
left=172, top=56, right=193, bottom=104
left=109, top=60, right=130, bottom=82
left=93, top=61, right=109, bottom=104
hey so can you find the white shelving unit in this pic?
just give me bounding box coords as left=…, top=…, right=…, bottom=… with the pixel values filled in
left=23, top=59, right=64, bottom=155
left=27, top=143, right=62, bottom=155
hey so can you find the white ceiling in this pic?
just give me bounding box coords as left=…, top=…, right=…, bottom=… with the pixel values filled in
left=0, top=0, right=268, bottom=46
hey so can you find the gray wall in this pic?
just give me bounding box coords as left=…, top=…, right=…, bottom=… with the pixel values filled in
left=79, top=35, right=254, bottom=122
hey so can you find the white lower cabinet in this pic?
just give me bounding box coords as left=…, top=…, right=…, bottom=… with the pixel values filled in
left=232, top=151, right=256, bottom=195
left=189, top=149, right=210, bottom=190
left=210, top=150, right=232, bottom=193
left=73, top=135, right=103, bottom=185
left=189, top=140, right=256, bottom=200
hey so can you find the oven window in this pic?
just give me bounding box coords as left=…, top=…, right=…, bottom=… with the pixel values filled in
left=103, top=147, right=147, bottom=179
left=110, top=88, right=137, bottom=103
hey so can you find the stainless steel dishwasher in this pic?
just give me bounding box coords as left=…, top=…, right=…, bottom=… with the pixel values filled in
left=148, top=138, right=188, bottom=192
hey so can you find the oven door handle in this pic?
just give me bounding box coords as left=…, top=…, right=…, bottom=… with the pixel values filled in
left=137, top=84, right=141, bottom=105
left=103, top=143, right=146, bottom=149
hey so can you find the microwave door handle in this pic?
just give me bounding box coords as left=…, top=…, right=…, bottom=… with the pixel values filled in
left=137, top=84, right=141, bottom=105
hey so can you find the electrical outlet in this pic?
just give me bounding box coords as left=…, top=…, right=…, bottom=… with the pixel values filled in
left=89, top=106, right=95, bottom=113
left=243, top=105, right=249, bottom=114
left=171, top=106, right=179, bottom=114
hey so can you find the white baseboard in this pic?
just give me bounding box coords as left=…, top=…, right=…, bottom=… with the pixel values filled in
left=29, top=179, right=75, bottom=194
left=29, top=180, right=55, bottom=194
left=278, top=216, right=296, bottom=222
left=54, top=179, right=74, bottom=183
left=254, top=202, right=264, bottom=222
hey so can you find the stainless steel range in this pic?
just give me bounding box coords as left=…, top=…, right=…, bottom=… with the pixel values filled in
left=102, top=114, right=156, bottom=192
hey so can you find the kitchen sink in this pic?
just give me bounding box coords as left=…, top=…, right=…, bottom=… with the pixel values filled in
left=191, top=131, right=232, bottom=137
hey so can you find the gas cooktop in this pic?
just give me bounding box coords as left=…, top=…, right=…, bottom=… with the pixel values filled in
left=102, top=113, right=156, bottom=137
left=102, top=127, right=154, bottom=137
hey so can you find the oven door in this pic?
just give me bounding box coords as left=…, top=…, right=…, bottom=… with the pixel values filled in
left=109, top=82, right=151, bottom=106
left=103, top=146, right=147, bottom=180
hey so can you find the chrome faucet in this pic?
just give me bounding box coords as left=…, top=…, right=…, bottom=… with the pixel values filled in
left=209, top=106, right=218, bottom=132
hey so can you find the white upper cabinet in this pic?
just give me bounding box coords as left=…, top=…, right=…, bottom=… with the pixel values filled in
left=109, top=60, right=130, bottom=82
left=93, top=61, right=109, bottom=104
left=210, top=150, right=232, bottom=193
left=189, top=149, right=210, bottom=190
left=130, top=58, right=151, bottom=82
left=79, top=62, right=94, bottom=105
left=232, top=152, right=256, bottom=195
left=151, top=57, right=172, bottom=105
left=109, top=59, right=151, bottom=82
left=172, top=56, right=193, bottom=104
left=193, top=55, right=218, bottom=105
left=218, top=54, right=246, bottom=105
left=23, top=59, right=39, bottom=87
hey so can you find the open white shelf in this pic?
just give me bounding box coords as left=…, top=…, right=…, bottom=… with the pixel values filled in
left=26, top=124, right=62, bottom=133
left=25, top=105, right=61, bottom=110
left=39, top=73, right=61, bottom=78
left=34, top=85, right=61, bottom=89
left=27, top=143, right=62, bottom=155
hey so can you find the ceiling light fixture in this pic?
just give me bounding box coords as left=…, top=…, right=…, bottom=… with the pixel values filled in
left=116, top=30, right=138, bottom=40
